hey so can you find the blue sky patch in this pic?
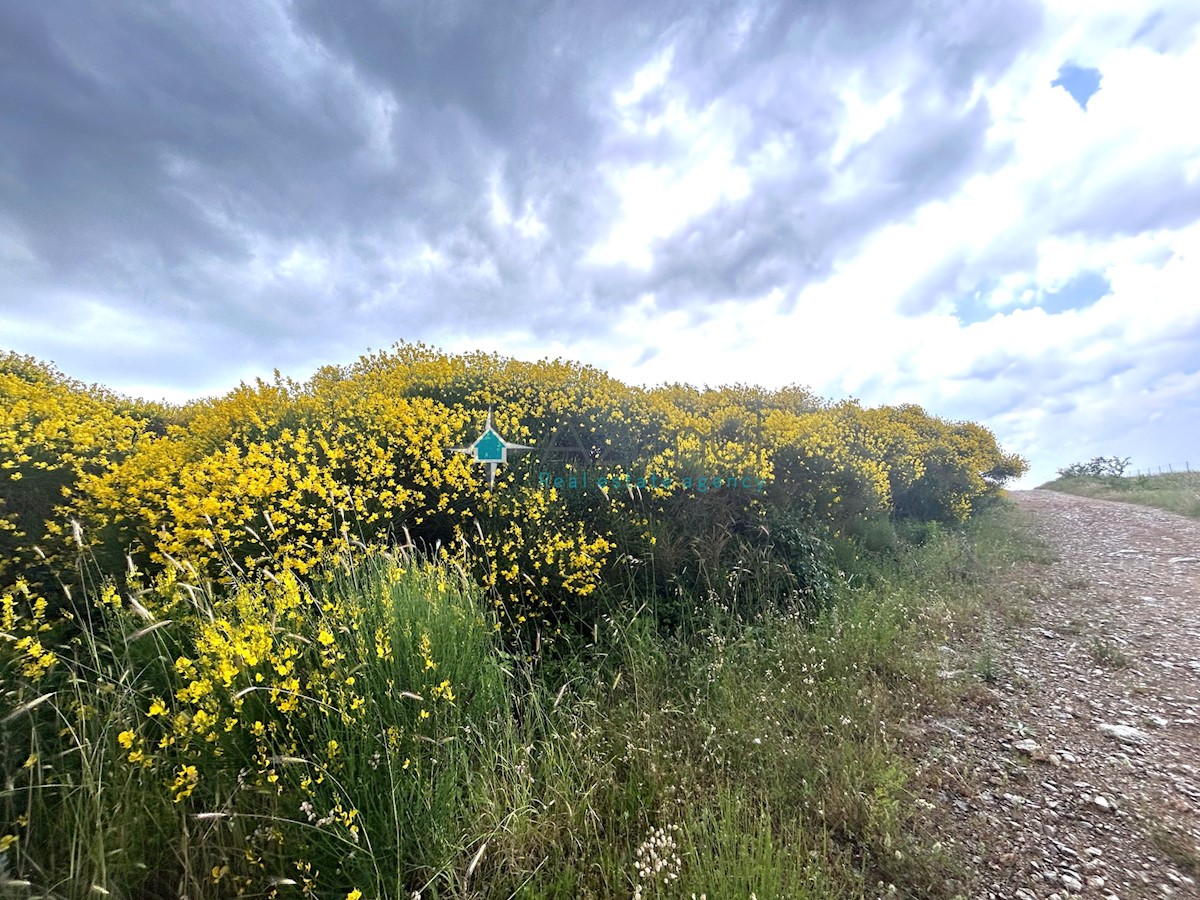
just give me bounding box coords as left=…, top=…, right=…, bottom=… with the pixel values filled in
left=1052, top=63, right=1103, bottom=110
left=954, top=281, right=1000, bottom=325
left=953, top=270, right=1110, bottom=324
left=1041, top=270, right=1110, bottom=314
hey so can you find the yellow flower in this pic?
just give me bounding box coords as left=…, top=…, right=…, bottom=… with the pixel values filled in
left=171, top=764, right=200, bottom=802
left=117, top=730, right=135, bottom=749
left=148, top=698, right=168, bottom=717
left=347, top=891, right=363, bottom=900
left=99, top=584, right=121, bottom=610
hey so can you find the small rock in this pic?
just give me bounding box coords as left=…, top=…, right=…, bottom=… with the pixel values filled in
left=1061, top=873, right=1084, bottom=892
left=1087, top=875, right=1106, bottom=889
left=1091, top=794, right=1114, bottom=812
left=1014, top=738, right=1041, bottom=754
left=1097, top=723, right=1149, bottom=744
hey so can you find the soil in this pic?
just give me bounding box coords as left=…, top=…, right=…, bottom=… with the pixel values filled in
left=920, top=489, right=1200, bottom=900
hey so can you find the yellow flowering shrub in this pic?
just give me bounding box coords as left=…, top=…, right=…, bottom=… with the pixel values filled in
left=0, top=353, right=143, bottom=587
left=0, top=553, right=504, bottom=895
left=0, top=577, right=59, bottom=682
left=6, top=343, right=1025, bottom=635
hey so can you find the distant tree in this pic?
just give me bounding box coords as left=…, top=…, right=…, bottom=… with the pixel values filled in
left=1057, top=456, right=1131, bottom=478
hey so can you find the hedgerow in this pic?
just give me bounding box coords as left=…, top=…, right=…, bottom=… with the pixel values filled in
left=1, top=343, right=1026, bottom=637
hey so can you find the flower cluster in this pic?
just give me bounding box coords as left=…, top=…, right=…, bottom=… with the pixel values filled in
left=0, top=551, right=494, bottom=895
left=3, top=344, right=1026, bottom=634
left=632, top=823, right=682, bottom=899
left=0, top=352, right=145, bottom=587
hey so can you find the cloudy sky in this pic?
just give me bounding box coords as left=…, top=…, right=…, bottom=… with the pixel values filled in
left=2, top=0, right=1198, bottom=485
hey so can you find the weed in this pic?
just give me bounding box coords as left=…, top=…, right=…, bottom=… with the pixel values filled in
left=1003, top=599, right=1034, bottom=626
left=1089, top=636, right=1130, bottom=669
left=972, top=616, right=1001, bottom=685
left=1149, top=824, right=1200, bottom=876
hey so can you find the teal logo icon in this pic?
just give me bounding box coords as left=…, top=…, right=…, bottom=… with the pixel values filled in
left=453, top=408, right=534, bottom=488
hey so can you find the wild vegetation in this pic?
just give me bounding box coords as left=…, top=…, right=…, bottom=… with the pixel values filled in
left=1042, top=458, right=1200, bottom=520
left=0, top=345, right=1028, bottom=898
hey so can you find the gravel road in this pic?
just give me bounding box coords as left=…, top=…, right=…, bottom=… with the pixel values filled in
left=922, top=490, right=1200, bottom=899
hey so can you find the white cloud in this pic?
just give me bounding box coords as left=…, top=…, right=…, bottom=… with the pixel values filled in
left=830, top=77, right=905, bottom=168
left=587, top=5, right=1200, bottom=484
left=584, top=107, right=753, bottom=268
left=613, top=45, right=676, bottom=110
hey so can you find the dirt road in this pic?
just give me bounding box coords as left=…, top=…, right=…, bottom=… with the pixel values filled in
left=927, top=490, right=1200, bottom=899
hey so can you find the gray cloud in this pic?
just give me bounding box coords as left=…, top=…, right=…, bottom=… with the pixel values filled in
left=0, top=0, right=1053, bottom=389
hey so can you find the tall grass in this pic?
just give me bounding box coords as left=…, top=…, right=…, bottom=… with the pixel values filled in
left=1041, top=470, right=1200, bottom=519
left=2, top=507, right=1032, bottom=898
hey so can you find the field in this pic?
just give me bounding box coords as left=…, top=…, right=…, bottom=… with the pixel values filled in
left=1040, top=470, right=1200, bottom=519
left=0, top=345, right=1030, bottom=898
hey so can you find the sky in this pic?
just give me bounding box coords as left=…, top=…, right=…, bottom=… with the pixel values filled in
left=2, top=1, right=1198, bottom=487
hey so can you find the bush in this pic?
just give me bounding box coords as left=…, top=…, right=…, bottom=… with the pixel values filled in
left=1, top=552, right=508, bottom=896
left=3, top=344, right=1028, bottom=644
left=1057, top=456, right=1131, bottom=478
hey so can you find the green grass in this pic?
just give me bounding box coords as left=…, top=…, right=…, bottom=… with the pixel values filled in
left=1041, top=471, right=1200, bottom=518
left=1149, top=823, right=1200, bottom=876
left=1089, top=635, right=1130, bottom=669
left=1, top=504, right=1040, bottom=898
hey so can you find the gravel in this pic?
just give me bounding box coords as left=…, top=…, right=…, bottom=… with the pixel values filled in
left=911, top=490, right=1200, bottom=899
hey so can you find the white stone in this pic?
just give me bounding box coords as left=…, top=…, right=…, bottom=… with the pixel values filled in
left=1097, top=723, right=1150, bottom=744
